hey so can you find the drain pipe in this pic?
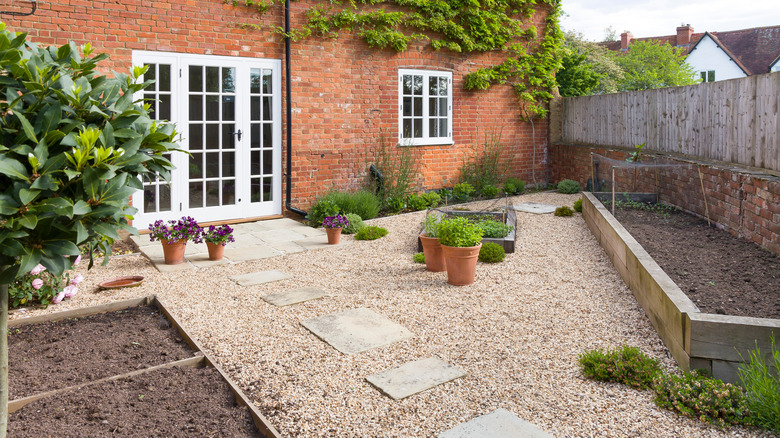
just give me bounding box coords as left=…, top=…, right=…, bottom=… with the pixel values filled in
left=284, top=0, right=307, bottom=218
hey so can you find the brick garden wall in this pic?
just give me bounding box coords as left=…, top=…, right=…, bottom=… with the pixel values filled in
left=5, top=0, right=551, bottom=210
left=550, top=143, right=780, bottom=256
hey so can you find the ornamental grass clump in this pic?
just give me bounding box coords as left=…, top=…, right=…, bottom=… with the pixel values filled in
left=653, top=371, right=751, bottom=428
left=355, top=225, right=388, bottom=240
left=437, top=217, right=484, bottom=248
left=202, top=225, right=235, bottom=246
left=578, top=345, right=662, bottom=390
left=557, top=179, right=581, bottom=194
left=148, top=217, right=203, bottom=244
left=738, top=337, right=780, bottom=432
left=322, top=214, right=350, bottom=229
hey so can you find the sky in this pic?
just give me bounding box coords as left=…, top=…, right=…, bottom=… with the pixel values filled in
left=560, top=0, right=780, bottom=42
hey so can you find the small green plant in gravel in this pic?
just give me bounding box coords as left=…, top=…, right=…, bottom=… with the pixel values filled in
left=413, top=252, right=425, bottom=264
left=573, top=198, right=583, bottom=212
left=557, top=179, right=581, bottom=194
left=405, top=193, right=428, bottom=211
left=503, top=177, right=526, bottom=195
left=420, top=192, right=442, bottom=208
left=452, top=182, right=475, bottom=202
left=738, top=337, right=780, bottom=432
left=343, top=213, right=364, bottom=235
left=438, top=217, right=484, bottom=248
left=384, top=196, right=405, bottom=213
left=555, top=206, right=574, bottom=217
left=355, top=225, right=388, bottom=241
left=478, top=242, right=505, bottom=263
left=654, top=370, right=751, bottom=428
left=578, top=346, right=662, bottom=390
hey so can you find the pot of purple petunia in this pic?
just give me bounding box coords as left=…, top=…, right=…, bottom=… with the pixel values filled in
left=201, top=224, right=235, bottom=261
left=148, top=217, right=203, bottom=264
left=322, top=214, right=350, bottom=245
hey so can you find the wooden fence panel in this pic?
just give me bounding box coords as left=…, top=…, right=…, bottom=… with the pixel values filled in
left=560, top=72, right=780, bottom=172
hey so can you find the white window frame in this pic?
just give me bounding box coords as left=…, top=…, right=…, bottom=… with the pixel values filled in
left=700, top=70, right=716, bottom=82
left=398, top=69, right=453, bottom=146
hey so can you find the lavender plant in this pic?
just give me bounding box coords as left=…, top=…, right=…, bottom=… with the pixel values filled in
left=148, top=217, right=203, bottom=244
left=202, top=225, right=236, bottom=246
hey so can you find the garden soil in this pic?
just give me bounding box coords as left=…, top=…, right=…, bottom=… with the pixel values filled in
left=614, top=207, right=780, bottom=319
left=8, top=366, right=262, bottom=437
left=9, top=305, right=195, bottom=399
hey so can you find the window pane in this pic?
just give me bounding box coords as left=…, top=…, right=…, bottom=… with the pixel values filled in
left=222, top=67, right=235, bottom=93
left=440, top=98, right=448, bottom=116
left=251, top=150, right=260, bottom=175
left=189, top=182, right=203, bottom=208
left=250, top=69, right=261, bottom=94
left=263, top=150, right=272, bottom=175
left=222, top=96, right=235, bottom=121
left=206, top=66, right=219, bottom=93
left=251, top=96, right=260, bottom=121
left=263, top=177, right=272, bottom=202
left=439, top=119, right=448, bottom=138
left=263, top=69, right=273, bottom=94
left=189, top=95, right=202, bottom=121
left=413, top=119, right=422, bottom=138
left=143, top=184, right=156, bottom=212
left=189, top=66, right=202, bottom=92
left=429, top=77, right=437, bottom=96
left=701, top=71, right=706, bottom=81
left=402, top=75, right=412, bottom=95
left=251, top=178, right=261, bottom=202
left=263, top=123, right=273, bottom=149
left=263, top=96, right=272, bottom=121
left=402, top=119, right=411, bottom=138
left=144, top=94, right=156, bottom=118
left=144, top=64, right=156, bottom=89
left=403, top=97, right=411, bottom=117
left=159, top=184, right=171, bottom=212
left=222, top=124, right=235, bottom=149
left=251, top=124, right=260, bottom=148
left=413, top=75, right=422, bottom=95
left=206, top=124, right=219, bottom=150
left=159, top=94, right=171, bottom=120
left=189, top=124, right=203, bottom=150
left=430, top=97, right=437, bottom=116
left=413, top=97, right=422, bottom=117
left=708, top=71, right=715, bottom=82
left=159, top=65, right=171, bottom=92
left=205, top=152, right=219, bottom=178
left=429, top=118, right=438, bottom=137
left=206, top=180, right=220, bottom=206
left=206, top=95, right=219, bottom=121
left=223, top=180, right=235, bottom=205
left=439, top=77, right=448, bottom=95
left=223, top=151, right=236, bottom=178
left=189, top=153, right=203, bottom=179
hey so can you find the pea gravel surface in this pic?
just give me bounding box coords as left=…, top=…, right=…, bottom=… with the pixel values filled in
left=11, top=193, right=774, bottom=438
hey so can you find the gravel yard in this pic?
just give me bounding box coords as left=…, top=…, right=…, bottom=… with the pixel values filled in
left=10, top=192, right=774, bottom=438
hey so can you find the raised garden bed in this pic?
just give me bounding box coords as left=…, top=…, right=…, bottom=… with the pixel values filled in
left=417, top=208, right=517, bottom=253
left=582, top=192, right=780, bottom=382
left=8, top=296, right=280, bottom=437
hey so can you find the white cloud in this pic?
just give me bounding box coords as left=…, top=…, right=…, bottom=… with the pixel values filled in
left=561, top=0, right=780, bottom=41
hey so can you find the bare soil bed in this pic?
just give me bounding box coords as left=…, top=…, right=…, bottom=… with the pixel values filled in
left=614, top=206, right=780, bottom=319
left=9, top=366, right=262, bottom=437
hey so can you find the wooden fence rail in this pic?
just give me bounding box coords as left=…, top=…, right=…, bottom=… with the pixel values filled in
left=559, top=72, right=780, bottom=172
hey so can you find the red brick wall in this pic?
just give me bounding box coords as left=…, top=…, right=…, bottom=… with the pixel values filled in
left=550, top=143, right=780, bottom=255
left=5, top=0, right=550, bottom=210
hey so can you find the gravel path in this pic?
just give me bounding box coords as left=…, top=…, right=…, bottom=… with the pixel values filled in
left=11, top=192, right=774, bottom=438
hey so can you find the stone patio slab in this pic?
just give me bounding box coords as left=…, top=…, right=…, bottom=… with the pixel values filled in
left=294, top=236, right=331, bottom=251
left=511, top=202, right=558, bottom=214
left=366, top=357, right=466, bottom=400
left=254, top=229, right=307, bottom=244
left=223, top=246, right=283, bottom=262
left=149, top=258, right=197, bottom=273
left=187, top=254, right=232, bottom=268
left=231, top=270, right=292, bottom=286
left=301, top=308, right=413, bottom=355
left=267, top=241, right=307, bottom=254
left=438, top=409, right=554, bottom=438
left=263, top=287, right=328, bottom=307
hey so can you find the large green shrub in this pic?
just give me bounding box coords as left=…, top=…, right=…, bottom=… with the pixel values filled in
left=420, top=192, right=441, bottom=208
left=478, top=242, right=505, bottom=263
left=578, top=346, right=662, bottom=390
left=738, top=338, right=780, bottom=432
left=452, top=182, right=475, bottom=202
left=325, top=190, right=380, bottom=220
left=307, top=199, right=340, bottom=227
left=654, top=371, right=751, bottom=428
left=405, top=193, right=428, bottom=211
left=557, top=179, right=581, bottom=194
left=0, top=27, right=180, bottom=280
left=438, top=217, right=484, bottom=247
left=480, top=184, right=500, bottom=198
left=503, top=177, right=526, bottom=195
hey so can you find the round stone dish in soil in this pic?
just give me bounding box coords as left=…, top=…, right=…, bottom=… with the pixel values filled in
left=98, top=275, right=145, bottom=289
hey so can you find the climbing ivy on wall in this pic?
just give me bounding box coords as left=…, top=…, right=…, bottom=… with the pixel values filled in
left=228, top=0, right=563, bottom=118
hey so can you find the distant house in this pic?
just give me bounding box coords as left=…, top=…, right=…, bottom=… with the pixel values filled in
left=602, top=24, right=780, bottom=83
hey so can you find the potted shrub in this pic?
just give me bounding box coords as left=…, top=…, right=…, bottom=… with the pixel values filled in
left=419, top=213, right=446, bottom=272
left=437, top=216, right=484, bottom=286
left=148, top=217, right=202, bottom=264
left=201, top=224, right=235, bottom=261
left=322, top=214, right=350, bottom=245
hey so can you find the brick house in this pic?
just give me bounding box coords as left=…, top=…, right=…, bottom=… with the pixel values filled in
left=5, top=0, right=553, bottom=225
left=604, top=24, right=780, bottom=83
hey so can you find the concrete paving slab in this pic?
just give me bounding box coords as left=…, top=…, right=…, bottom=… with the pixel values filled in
left=295, top=236, right=331, bottom=251
left=366, top=357, right=466, bottom=400
left=239, top=222, right=272, bottom=232
left=231, top=270, right=292, bottom=286
left=291, top=226, right=327, bottom=238
left=511, top=202, right=558, bottom=214
left=438, top=409, right=554, bottom=438
left=225, top=233, right=265, bottom=248
left=301, top=308, right=413, bottom=355
left=267, top=241, right=307, bottom=254
left=149, top=258, right=197, bottom=273
left=223, top=246, right=283, bottom=262
left=254, top=229, right=307, bottom=244
left=187, top=254, right=232, bottom=268
left=262, top=287, right=328, bottom=307
left=262, top=218, right=308, bottom=230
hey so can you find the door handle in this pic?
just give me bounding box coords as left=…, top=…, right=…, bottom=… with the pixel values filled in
left=231, top=129, right=243, bottom=141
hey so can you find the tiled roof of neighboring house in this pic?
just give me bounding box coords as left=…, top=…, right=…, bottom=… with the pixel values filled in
left=601, top=25, right=780, bottom=75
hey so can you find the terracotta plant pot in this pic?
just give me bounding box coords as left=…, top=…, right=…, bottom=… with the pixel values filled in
left=441, top=243, right=482, bottom=286
left=160, top=238, right=187, bottom=265
left=206, top=241, right=226, bottom=261
left=419, top=233, right=446, bottom=272
left=325, top=227, right=342, bottom=245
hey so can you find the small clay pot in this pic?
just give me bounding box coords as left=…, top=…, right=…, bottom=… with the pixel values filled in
left=325, top=227, right=342, bottom=245
left=206, top=241, right=226, bottom=261
left=160, top=238, right=187, bottom=265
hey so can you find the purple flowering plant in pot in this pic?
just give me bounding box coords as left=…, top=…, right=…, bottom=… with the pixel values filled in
left=323, top=215, right=350, bottom=245
left=202, top=225, right=235, bottom=261
left=148, top=216, right=203, bottom=264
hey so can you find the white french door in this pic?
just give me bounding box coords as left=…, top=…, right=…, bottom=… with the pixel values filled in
left=131, top=52, right=282, bottom=225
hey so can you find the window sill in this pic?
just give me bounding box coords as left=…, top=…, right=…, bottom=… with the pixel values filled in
left=397, top=139, right=454, bottom=147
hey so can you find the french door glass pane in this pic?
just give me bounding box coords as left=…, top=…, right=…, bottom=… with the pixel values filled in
left=140, top=62, right=173, bottom=214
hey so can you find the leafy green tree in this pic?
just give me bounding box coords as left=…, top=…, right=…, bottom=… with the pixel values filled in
left=556, top=48, right=601, bottom=97
left=0, top=24, right=180, bottom=436
left=610, top=40, right=698, bottom=91
left=556, top=31, right=624, bottom=95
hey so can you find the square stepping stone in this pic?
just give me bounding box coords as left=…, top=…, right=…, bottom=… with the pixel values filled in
left=223, top=246, right=282, bottom=262
left=366, top=357, right=467, bottom=400
left=301, top=308, right=413, bottom=355
left=438, top=408, right=554, bottom=438
left=511, top=202, right=558, bottom=214
left=231, top=270, right=291, bottom=286
left=262, top=287, right=328, bottom=307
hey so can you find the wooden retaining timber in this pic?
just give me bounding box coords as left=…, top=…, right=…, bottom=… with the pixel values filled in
left=9, top=296, right=282, bottom=438
left=582, top=192, right=780, bottom=382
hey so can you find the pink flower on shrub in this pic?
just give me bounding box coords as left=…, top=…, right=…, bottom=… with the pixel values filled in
left=30, top=264, right=46, bottom=275
left=31, top=278, right=43, bottom=290
left=63, top=285, right=78, bottom=298
left=71, top=274, right=84, bottom=285
left=52, top=291, right=65, bottom=304
left=73, top=255, right=82, bottom=266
